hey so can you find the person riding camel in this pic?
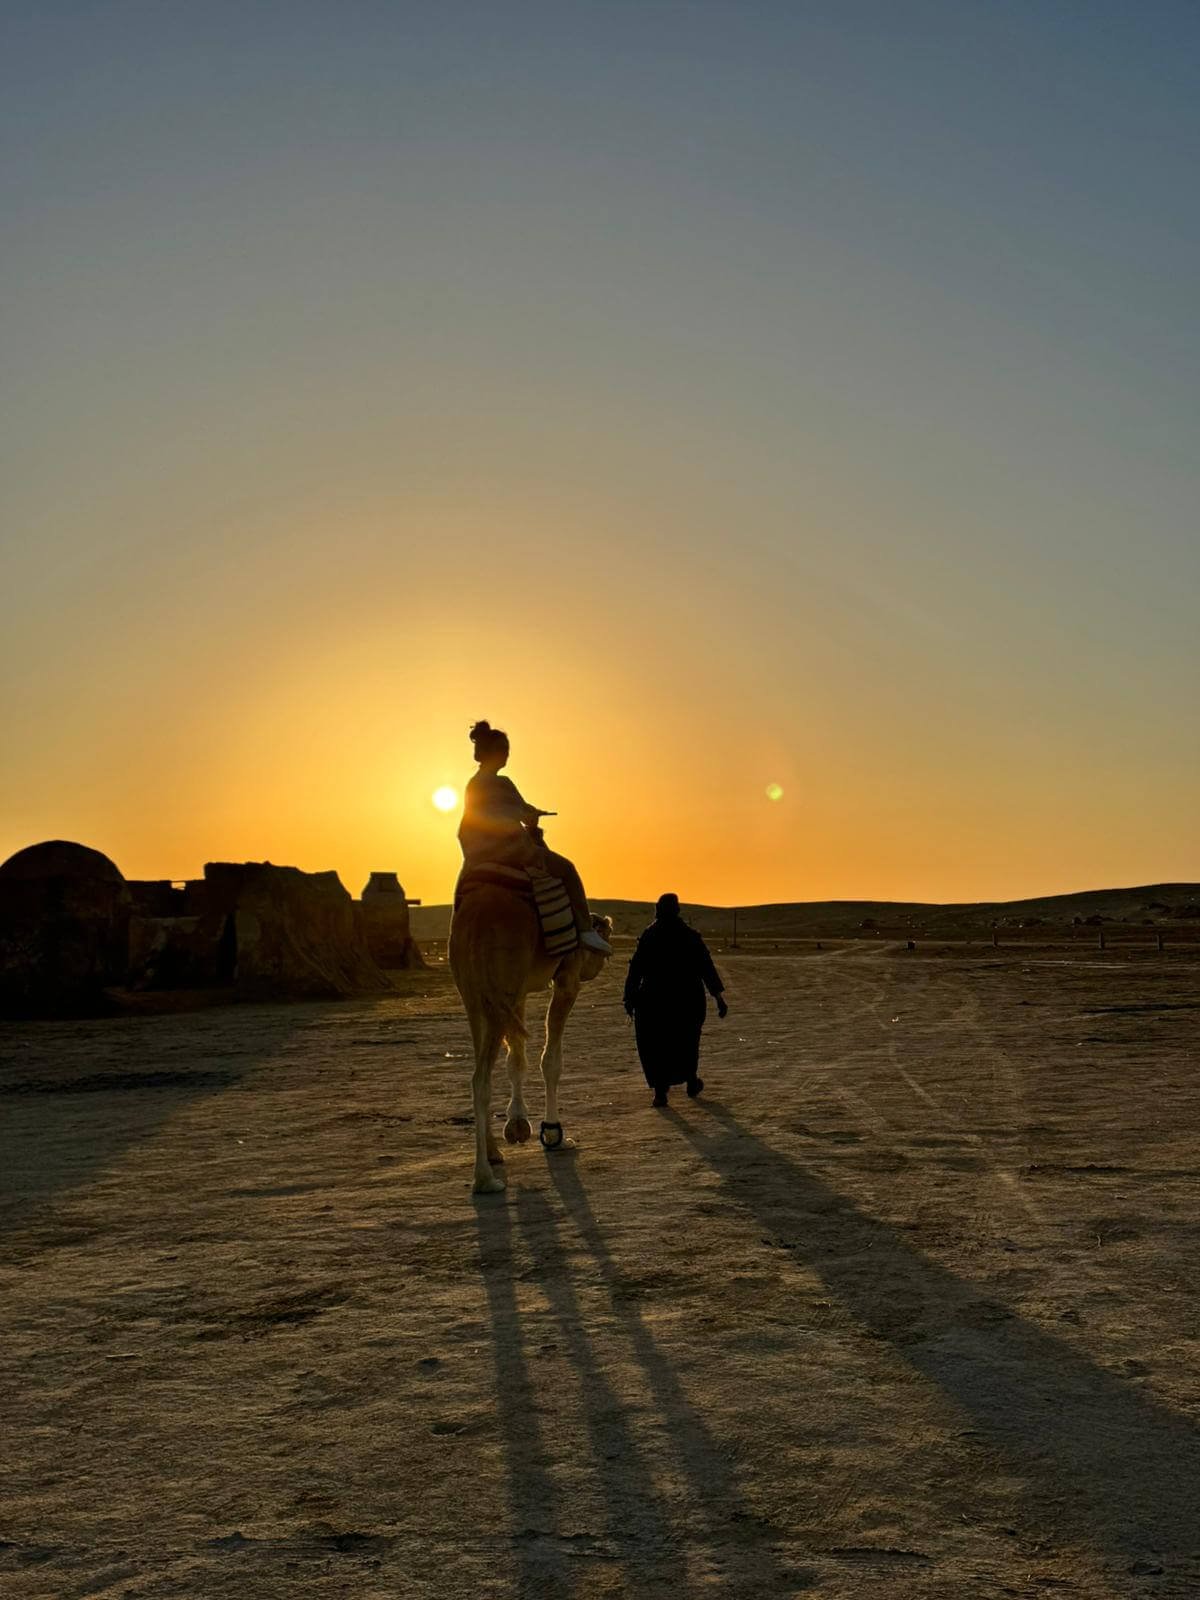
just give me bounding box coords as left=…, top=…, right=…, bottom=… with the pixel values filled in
left=458, top=720, right=613, bottom=956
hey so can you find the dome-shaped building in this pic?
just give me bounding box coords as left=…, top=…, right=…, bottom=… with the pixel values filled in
left=0, top=840, right=131, bottom=1016
left=0, top=839, right=124, bottom=884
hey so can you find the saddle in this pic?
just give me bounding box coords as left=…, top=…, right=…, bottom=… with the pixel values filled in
left=455, top=862, right=579, bottom=958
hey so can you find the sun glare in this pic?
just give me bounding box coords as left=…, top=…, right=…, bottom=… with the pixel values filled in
left=432, top=786, right=459, bottom=813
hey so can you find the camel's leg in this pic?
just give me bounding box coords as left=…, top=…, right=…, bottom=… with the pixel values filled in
left=471, top=1016, right=506, bottom=1195
left=504, top=996, right=534, bottom=1144
left=539, top=977, right=579, bottom=1145
left=486, top=1121, right=506, bottom=1167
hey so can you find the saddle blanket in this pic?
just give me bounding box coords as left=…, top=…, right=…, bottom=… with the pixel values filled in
left=456, top=862, right=579, bottom=957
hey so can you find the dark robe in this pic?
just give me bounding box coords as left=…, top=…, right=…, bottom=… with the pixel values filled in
left=623, top=917, right=725, bottom=1090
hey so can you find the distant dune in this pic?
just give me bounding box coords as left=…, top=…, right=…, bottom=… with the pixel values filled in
left=410, top=883, right=1200, bottom=942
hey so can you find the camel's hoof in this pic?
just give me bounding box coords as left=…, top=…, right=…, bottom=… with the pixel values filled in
left=472, top=1173, right=507, bottom=1195
left=505, top=1116, right=533, bottom=1145
left=539, top=1121, right=565, bottom=1150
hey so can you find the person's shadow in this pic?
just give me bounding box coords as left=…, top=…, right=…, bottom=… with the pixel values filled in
left=668, top=1097, right=1200, bottom=1578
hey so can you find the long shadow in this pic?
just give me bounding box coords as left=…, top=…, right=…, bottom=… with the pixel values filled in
left=474, top=1199, right=577, bottom=1600
left=0, top=1004, right=311, bottom=1235
left=515, top=1187, right=692, bottom=1585
left=475, top=1188, right=694, bottom=1592
left=674, top=1098, right=1200, bottom=1573
left=547, top=1156, right=816, bottom=1593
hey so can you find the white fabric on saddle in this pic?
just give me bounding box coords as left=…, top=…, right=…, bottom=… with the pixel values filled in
left=527, top=871, right=577, bottom=956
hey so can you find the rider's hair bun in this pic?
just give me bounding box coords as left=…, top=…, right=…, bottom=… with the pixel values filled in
left=470, top=719, right=507, bottom=757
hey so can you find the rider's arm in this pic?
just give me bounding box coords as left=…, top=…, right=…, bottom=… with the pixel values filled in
left=489, top=775, right=536, bottom=822
left=494, top=775, right=544, bottom=826
left=463, top=776, right=535, bottom=851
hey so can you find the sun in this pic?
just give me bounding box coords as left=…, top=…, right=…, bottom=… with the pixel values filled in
left=431, top=785, right=459, bottom=813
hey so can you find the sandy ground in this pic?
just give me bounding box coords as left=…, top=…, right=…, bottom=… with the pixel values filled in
left=3, top=945, right=1199, bottom=1599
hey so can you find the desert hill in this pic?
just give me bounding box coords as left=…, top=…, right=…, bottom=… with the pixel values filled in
left=410, top=883, right=1200, bottom=943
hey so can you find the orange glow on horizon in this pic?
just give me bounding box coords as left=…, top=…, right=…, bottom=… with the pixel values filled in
left=3, top=493, right=1194, bottom=911
left=3, top=12, right=1197, bottom=921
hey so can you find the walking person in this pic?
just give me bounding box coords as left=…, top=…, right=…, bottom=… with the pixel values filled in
left=623, top=893, right=728, bottom=1107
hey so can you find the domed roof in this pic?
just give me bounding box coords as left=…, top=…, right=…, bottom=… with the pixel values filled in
left=0, top=840, right=124, bottom=883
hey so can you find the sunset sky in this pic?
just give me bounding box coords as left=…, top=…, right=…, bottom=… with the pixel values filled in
left=3, top=3, right=1197, bottom=907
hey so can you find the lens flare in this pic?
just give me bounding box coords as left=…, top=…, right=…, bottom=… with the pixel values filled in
left=432, top=786, right=458, bottom=813
left=765, top=783, right=784, bottom=802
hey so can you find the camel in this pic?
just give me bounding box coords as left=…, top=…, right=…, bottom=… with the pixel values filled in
left=449, top=885, right=612, bottom=1193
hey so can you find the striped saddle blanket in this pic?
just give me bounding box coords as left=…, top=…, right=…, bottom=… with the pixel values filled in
left=455, top=862, right=579, bottom=957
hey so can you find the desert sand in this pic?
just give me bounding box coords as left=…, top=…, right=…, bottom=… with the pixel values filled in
left=3, top=941, right=1199, bottom=1597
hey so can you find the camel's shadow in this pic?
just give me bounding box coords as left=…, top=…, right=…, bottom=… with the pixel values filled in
left=477, top=1093, right=1200, bottom=1589
left=475, top=1156, right=815, bottom=1593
